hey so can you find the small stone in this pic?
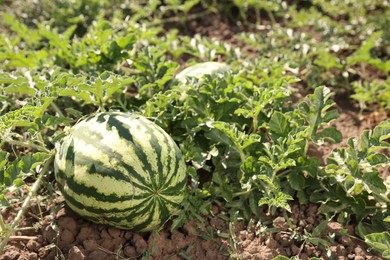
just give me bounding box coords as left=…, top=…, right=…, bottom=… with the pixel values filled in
left=88, top=250, right=109, bottom=260
left=273, top=217, right=288, bottom=231
left=26, top=239, right=40, bottom=251
left=83, top=239, right=99, bottom=251
left=355, top=245, right=365, bottom=255
left=124, top=231, right=133, bottom=240
left=326, top=221, right=344, bottom=235
left=265, top=237, right=278, bottom=248
left=132, top=233, right=148, bottom=254
left=68, top=246, right=86, bottom=260
left=238, top=230, right=247, bottom=240
left=124, top=245, right=138, bottom=258
left=211, top=204, right=220, bottom=215
left=60, top=229, right=75, bottom=245
left=58, top=217, right=78, bottom=233
left=299, top=220, right=307, bottom=227
left=337, top=245, right=347, bottom=256
left=107, top=227, right=121, bottom=238
left=291, top=244, right=300, bottom=255
left=42, top=225, right=58, bottom=243
left=77, top=226, right=100, bottom=241
left=340, top=235, right=353, bottom=246
left=27, top=252, right=38, bottom=260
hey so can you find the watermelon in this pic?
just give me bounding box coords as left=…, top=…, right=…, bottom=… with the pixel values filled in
left=174, top=62, right=229, bottom=101
left=175, top=61, right=228, bottom=83
left=54, top=112, right=187, bottom=231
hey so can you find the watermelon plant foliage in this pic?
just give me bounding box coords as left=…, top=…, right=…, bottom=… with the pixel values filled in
left=0, top=0, right=389, bottom=257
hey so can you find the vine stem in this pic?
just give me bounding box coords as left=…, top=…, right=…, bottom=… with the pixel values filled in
left=3, top=138, right=50, bottom=153
left=50, top=102, right=65, bottom=118
left=233, top=188, right=254, bottom=197
left=0, top=152, right=54, bottom=254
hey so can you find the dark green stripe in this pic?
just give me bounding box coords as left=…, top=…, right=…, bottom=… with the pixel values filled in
left=65, top=138, right=75, bottom=162
left=161, top=154, right=185, bottom=191
left=138, top=118, right=166, bottom=189
left=106, top=114, right=134, bottom=142
left=100, top=196, right=156, bottom=230
left=118, top=162, right=154, bottom=193
left=72, top=123, right=152, bottom=189
left=63, top=188, right=149, bottom=214
left=72, top=121, right=151, bottom=189
left=106, top=115, right=158, bottom=191
left=95, top=113, right=108, bottom=123
left=55, top=169, right=67, bottom=190
left=66, top=136, right=153, bottom=200
left=161, top=178, right=187, bottom=196
left=73, top=153, right=136, bottom=184
left=102, top=195, right=171, bottom=231
left=129, top=198, right=160, bottom=231
left=66, top=174, right=149, bottom=203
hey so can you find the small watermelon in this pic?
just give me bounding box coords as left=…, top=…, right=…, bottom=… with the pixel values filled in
left=174, top=62, right=229, bottom=101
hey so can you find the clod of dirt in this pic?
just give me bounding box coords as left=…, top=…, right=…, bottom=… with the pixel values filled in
left=68, top=246, right=86, bottom=260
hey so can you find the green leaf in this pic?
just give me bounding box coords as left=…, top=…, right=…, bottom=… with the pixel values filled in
left=0, top=194, right=10, bottom=207
left=299, top=86, right=339, bottom=139
left=372, top=119, right=390, bottom=143
left=287, top=171, right=305, bottom=191
left=0, top=151, right=10, bottom=170
left=314, top=50, right=343, bottom=70
left=258, top=191, right=293, bottom=213
left=362, top=171, right=387, bottom=194
left=272, top=256, right=292, bottom=260
left=367, top=153, right=389, bottom=165
left=314, top=127, right=342, bottom=144
left=5, top=85, right=35, bottom=96
left=312, top=220, right=328, bottom=237
left=269, top=111, right=290, bottom=136
left=364, top=232, right=390, bottom=257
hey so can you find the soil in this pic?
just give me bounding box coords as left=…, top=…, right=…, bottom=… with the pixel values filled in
left=1, top=11, right=389, bottom=260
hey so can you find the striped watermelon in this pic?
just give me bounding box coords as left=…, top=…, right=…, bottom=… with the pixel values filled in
left=175, top=62, right=228, bottom=83
left=54, top=112, right=187, bottom=231
left=174, top=62, right=229, bottom=101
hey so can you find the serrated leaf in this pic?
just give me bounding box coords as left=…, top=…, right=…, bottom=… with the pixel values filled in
left=372, top=119, right=390, bottom=142
left=258, top=191, right=293, bottom=213
left=360, top=130, right=370, bottom=153
left=314, top=127, right=342, bottom=144
left=18, top=152, right=52, bottom=174
left=362, top=171, right=387, bottom=194
left=4, top=164, right=18, bottom=187
left=300, top=86, right=339, bottom=139
left=367, top=153, right=389, bottom=165
left=364, top=232, right=390, bottom=255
